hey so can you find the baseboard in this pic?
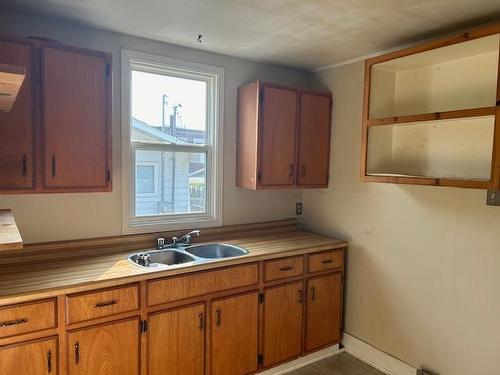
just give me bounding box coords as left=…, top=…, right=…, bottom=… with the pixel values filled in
left=257, top=344, right=341, bottom=374
left=342, top=333, right=417, bottom=375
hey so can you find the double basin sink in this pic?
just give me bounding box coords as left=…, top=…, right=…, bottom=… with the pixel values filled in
left=128, top=243, right=249, bottom=269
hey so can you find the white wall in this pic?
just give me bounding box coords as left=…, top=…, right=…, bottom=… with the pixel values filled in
left=0, top=10, right=318, bottom=243
left=304, top=61, right=500, bottom=375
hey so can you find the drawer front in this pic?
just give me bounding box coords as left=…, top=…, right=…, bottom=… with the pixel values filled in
left=66, top=284, right=140, bottom=324
left=147, top=263, right=259, bottom=306
left=0, top=299, right=56, bottom=339
left=264, top=256, right=304, bottom=282
left=308, top=249, right=343, bottom=273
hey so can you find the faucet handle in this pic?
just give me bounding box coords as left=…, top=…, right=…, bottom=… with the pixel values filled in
left=156, top=237, right=165, bottom=249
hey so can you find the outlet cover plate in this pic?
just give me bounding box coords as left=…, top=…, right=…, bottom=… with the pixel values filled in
left=296, top=202, right=303, bottom=215
left=486, top=190, right=500, bottom=206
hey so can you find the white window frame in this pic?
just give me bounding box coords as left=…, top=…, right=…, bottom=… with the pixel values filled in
left=121, top=50, right=224, bottom=234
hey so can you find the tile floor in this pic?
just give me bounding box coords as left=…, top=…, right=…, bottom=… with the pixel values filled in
left=286, top=352, right=385, bottom=375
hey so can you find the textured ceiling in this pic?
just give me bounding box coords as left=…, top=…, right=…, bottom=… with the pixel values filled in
left=3, top=0, right=500, bottom=69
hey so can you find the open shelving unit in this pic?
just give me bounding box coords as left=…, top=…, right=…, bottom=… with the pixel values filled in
left=361, top=23, right=500, bottom=189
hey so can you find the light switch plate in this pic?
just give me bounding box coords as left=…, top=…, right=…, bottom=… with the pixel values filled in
left=486, top=190, right=500, bottom=206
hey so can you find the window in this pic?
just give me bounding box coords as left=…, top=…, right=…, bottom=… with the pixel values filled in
left=122, top=50, right=223, bottom=233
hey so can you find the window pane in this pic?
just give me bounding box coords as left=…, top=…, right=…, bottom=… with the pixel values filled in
left=135, top=149, right=207, bottom=216
left=136, top=165, right=155, bottom=194
left=131, top=70, right=207, bottom=145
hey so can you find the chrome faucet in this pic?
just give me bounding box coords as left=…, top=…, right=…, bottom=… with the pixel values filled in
left=155, top=230, right=201, bottom=249
left=173, top=230, right=201, bottom=246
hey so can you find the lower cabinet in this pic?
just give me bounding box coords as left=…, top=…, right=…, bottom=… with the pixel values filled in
left=66, top=318, right=140, bottom=375
left=210, top=291, right=259, bottom=375
left=305, top=272, right=342, bottom=352
left=148, top=303, right=205, bottom=375
left=262, top=282, right=303, bottom=367
left=0, top=337, right=57, bottom=375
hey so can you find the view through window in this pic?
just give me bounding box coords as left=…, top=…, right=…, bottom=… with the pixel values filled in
left=131, top=70, right=209, bottom=217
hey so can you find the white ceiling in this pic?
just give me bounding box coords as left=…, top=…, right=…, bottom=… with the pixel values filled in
left=4, top=0, right=500, bottom=70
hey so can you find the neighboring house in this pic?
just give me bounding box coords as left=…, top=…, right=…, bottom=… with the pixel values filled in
left=132, top=118, right=206, bottom=217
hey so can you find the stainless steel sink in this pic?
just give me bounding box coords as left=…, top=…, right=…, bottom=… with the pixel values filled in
left=128, top=249, right=195, bottom=268
left=127, top=243, right=248, bottom=269
left=185, top=244, right=248, bottom=259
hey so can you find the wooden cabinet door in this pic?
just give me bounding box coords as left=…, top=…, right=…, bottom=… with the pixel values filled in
left=67, top=318, right=140, bottom=375
left=210, top=292, right=258, bottom=375
left=263, top=282, right=303, bottom=367
left=41, top=45, right=111, bottom=190
left=259, top=85, right=297, bottom=186
left=0, top=39, right=35, bottom=190
left=0, top=337, right=57, bottom=375
left=297, top=92, right=331, bottom=187
left=305, top=273, right=342, bottom=352
left=149, top=303, right=205, bottom=375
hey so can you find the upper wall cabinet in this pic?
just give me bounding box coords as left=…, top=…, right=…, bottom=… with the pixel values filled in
left=0, top=37, right=112, bottom=194
left=361, top=24, right=500, bottom=189
left=237, top=81, right=332, bottom=190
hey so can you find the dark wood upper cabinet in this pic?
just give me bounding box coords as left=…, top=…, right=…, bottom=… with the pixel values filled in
left=41, top=45, right=111, bottom=190
left=237, top=81, right=332, bottom=190
left=297, top=92, right=332, bottom=187
left=0, top=37, right=112, bottom=194
left=0, top=39, right=35, bottom=191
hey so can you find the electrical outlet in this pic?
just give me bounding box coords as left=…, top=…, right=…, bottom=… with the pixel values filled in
left=296, top=202, right=303, bottom=215
left=486, top=190, right=500, bottom=206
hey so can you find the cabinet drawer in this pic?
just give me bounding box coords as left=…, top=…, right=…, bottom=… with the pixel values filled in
left=264, top=256, right=304, bottom=282
left=66, top=284, right=140, bottom=324
left=0, top=299, right=56, bottom=339
left=308, top=250, right=343, bottom=273
left=147, top=263, right=259, bottom=306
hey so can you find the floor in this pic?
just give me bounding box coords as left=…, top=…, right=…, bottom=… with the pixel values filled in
left=286, top=352, right=385, bottom=375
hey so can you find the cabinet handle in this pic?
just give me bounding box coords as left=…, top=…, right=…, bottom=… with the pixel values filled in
left=298, top=290, right=303, bottom=304
left=288, top=164, right=294, bottom=178
left=198, top=313, right=204, bottom=330
left=47, top=350, right=52, bottom=373
left=94, top=300, right=118, bottom=308
left=215, top=309, right=221, bottom=326
left=279, top=266, right=293, bottom=271
left=51, top=155, right=56, bottom=177
left=310, top=287, right=316, bottom=301
left=22, top=154, right=27, bottom=177
left=0, top=318, right=28, bottom=327
left=74, top=342, right=80, bottom=365
left=321, top=259, right=333, bottom=264
left=301, top=165, right=306, bottom=177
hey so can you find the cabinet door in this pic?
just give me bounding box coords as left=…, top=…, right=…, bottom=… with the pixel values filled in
left=0, top=40, right=35, bottom=190
left=0, top=337, right=57, bottom=375
left=210, top=292, right=258, bottom=375
left=297, top=92, right=331, bottom=187
left=41, top=45, right=111, bottom=190
left=149, top=303, right=205, bottom=375
left=305, top=273, right=342, bottom=352
left=259, top=85, right=297, bottom=186
left=67, top=318, right=139, bottom=375
left=263, top=282, right=303, bottom=367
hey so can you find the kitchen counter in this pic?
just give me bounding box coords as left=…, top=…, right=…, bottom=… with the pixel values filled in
left=0, top=219, right=347, bottom=306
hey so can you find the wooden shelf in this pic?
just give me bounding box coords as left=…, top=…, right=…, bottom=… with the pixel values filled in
left=0, top=209, right=23, bottom=251
left=0, top=63, right=25, bottom=112
left=364, top=174, right=490, bottom=189
left=366, top=106, right=497, bottom=127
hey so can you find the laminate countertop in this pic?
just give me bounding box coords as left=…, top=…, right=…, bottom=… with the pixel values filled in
left=0, top=220, right=347, bottom=306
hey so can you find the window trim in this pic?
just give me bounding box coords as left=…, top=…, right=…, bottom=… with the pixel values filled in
left=121, top=50, right=224, bottom=234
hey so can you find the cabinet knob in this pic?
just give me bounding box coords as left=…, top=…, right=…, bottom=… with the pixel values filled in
left=74, top=342, right=80, bottom=365
left=301, top=165, right=306, bottom=178
left=198, top=313, right=204, bottom=330
left=215, top=309, right=222, bottom=326
left=288, top=164, right=294, bottom=178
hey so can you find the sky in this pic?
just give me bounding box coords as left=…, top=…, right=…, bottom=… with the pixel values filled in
left=131, top=70, right=207, bottom=131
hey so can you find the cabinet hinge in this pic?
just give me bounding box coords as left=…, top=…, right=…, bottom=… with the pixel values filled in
left=259, top=90, right=264, bottom=104
left=257, top=172, right=262, bottom=183
left=139, top=320, right=148, bottom=333
left=106, top=169, right=111, bottom=182
left=258, top=354, right=264, bottom=365
left=105, top=63, right=111, bottom=77
left=258, top=292, right=264, bottom=304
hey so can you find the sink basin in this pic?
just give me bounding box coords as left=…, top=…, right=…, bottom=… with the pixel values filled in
left=129, top=249, right=195, bottom=268
left=185, top=244, right=248, bottom=259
